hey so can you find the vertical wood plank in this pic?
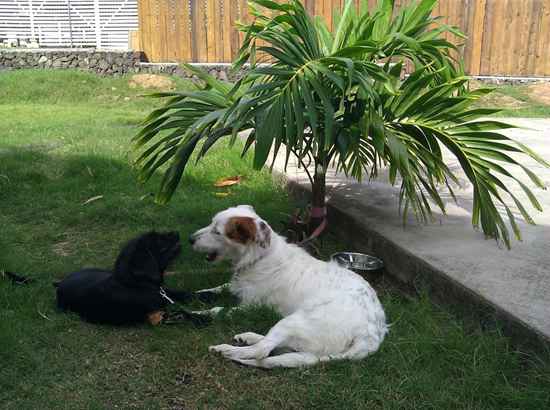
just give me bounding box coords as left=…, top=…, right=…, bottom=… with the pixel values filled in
left=137, top=0, right=148, bottom=60
left=526, top=0, right=543, bottom=76
left=205, top=0, right=216, bottom=62
left=500, top=0, right=514, bottom=76
left=488, top=0, right=503, bottom=75
left=237, top=0, right=248, bottom=48
left=470, top=0, right=487, bottom=75
left=535, top=0, right=550, bottom=76
left=157, top=0, right=166, bottom=61
left=517, top=0, right=534, bottom=76
left=323, top=0, right=332, bottom=29
left=230, top=0, right=240, bottom=60
left=151, top=0, right=161, bottom=62
left=543, top=0, right=550, bottom=75
left=189, top=0, right=198, bottom=62
left=462, top=0, right=475, bottom=72
left=221, top=0, right=232, bottom=63
left=175, top=0, right=183, bottom=61
left=165, top=0, right=176, bottom=61
left=195, top=0, right=207, bottom=62
left=510, top=0, right=524, bottom=76
left=181, top=0, right=193, bottom=62
left=143, top=0, right=153, bottom=61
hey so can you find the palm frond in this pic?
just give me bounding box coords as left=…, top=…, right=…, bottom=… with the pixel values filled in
left=132, top=64, right=248, bottom=204
left=132, top=0, right=548, bottom=247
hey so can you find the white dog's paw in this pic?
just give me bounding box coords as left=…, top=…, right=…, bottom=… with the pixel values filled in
left=209, top=344, right=235, bottom=354
left=193, top=307, right=224, bottom=317
left=209, top=344, right=266, bottom=361
left=208, top=307, right=224, bottom=315
left=233, top=332, right=265, bottom=346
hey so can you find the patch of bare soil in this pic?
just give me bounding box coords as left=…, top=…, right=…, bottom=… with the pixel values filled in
left=479, top=93, right=528, bottom=109
left=467, top=79, right=484, bottom=91
left=527, top=82, right=550, bottom=105
left=128, top=74, right=175, bottom=91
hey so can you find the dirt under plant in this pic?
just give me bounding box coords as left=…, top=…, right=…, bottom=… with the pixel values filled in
left=527, top=82, right=550, bottom=105
left=479, top=93, right=528, bottom=109
left=128, top=74, right=175, bottom=91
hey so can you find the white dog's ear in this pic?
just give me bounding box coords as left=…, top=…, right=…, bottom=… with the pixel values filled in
left=225, top=217, right=271, bottom=248
left=257, top=220, right=271, bottom=248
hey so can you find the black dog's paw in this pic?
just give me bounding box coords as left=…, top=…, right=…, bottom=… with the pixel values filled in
left=187, top=313, right=212, bottom=327
left=163, top=309, right=212, bottom=327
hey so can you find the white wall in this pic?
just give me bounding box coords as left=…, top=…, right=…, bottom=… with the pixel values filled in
left=0, top=0, right=138, bottom=49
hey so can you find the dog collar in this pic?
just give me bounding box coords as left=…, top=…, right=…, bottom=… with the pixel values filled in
left=159, top=287, right=175, bottom=304
left=234, top=256, right=263, bottom=276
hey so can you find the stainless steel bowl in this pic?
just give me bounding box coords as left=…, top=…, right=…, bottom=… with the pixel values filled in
left=331, top=252, right=384, bottom=272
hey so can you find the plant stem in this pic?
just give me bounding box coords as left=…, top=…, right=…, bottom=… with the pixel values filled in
left=309, top=160, right=327, bottom=232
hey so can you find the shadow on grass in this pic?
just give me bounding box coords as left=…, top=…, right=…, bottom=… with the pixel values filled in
left=0, top=147, right=291, bottom=294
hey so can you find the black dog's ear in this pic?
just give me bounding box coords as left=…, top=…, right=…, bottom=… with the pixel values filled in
left=114, top=233, right=161, bottom=285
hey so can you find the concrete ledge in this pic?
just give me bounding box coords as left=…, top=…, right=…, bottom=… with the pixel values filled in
left=286, top=180, right=549, bottom=351
left=137, top=62, right=245, bottom=81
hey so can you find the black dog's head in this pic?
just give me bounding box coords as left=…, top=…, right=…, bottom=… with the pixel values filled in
left=114, top=231, right=181, bottom=287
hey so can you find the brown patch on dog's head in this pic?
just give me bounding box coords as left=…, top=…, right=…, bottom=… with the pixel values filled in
left=225, top=217, right=257, bottom=244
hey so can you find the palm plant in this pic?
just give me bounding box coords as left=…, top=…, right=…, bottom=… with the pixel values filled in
left=133, top=0, right=548, bottom=248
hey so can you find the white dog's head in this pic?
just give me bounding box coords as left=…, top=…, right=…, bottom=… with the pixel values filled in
left=189, top=205, right=272, bottom=263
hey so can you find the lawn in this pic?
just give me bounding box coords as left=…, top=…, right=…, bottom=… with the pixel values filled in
left=473, top=81, right=550, bottom=118
left=1, top=70, right=549, bottom=410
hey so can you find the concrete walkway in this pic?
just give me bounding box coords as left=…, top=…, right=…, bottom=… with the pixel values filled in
left=273, top=118, right=550, bottom=343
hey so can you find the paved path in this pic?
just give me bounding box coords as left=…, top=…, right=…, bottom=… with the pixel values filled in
left=273, top=118, right=550, bottom=342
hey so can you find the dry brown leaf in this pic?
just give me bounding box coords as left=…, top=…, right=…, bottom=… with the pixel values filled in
left=82, top=195, right=104, bottom=205
left=214, top=175, right=242, bottom=187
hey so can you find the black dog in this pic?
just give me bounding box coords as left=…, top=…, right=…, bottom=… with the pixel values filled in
left=56, top=231, right=202, bottom=325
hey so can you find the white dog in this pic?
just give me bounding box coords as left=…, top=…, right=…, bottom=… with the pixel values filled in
left=189, top=205, right=388, bottom=368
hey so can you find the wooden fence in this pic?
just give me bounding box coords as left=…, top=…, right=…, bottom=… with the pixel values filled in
left=137, top=0, right=550, bottom=77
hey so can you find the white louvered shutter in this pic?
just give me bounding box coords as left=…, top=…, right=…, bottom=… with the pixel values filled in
left=0, top=0, right=138, bottom=49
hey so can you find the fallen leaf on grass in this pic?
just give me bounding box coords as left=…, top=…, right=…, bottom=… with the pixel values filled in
left=82, top=195, right=104, bottom=205
left=214, top=175, right=242, bottom=187
left=53, top=241, right=71, bottom=257
left=37, top=308, right=52, bottom=321
left=139, top=193, right=154, bottom=201
left=215, top=192, right=231, bottom=198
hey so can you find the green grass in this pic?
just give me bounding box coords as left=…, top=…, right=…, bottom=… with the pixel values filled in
left=473, top=82, right=550, bottom=118
left=1, top=70, right=549, bottom=410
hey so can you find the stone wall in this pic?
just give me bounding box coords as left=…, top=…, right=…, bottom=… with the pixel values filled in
left=0, top=49, right=242, bottom=81
left=0, top=49, right=141, bottom=75
left=0, top=49, right=142, bottom=75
